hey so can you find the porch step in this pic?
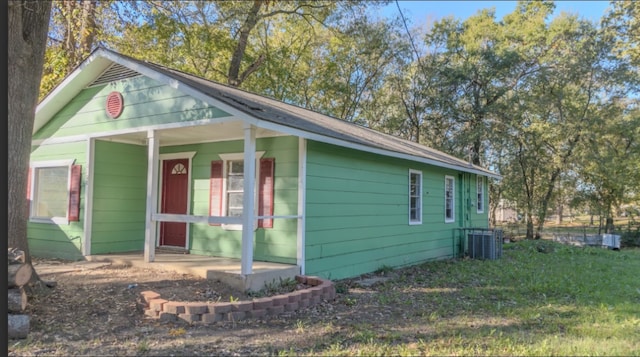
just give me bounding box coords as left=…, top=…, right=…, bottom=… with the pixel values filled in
left=86, top=252, right=300, bottom=292
left=155, top=246, right=189, bottom=254
left=207, top=265, right=301, bottom=292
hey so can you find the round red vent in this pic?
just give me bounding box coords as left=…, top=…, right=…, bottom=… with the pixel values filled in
left=105, top=91, right=124, bottom=119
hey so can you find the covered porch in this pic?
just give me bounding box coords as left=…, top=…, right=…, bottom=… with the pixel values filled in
left=79, top=116, right=308, bottom=291
left=86, top=251, right=300, bottom=292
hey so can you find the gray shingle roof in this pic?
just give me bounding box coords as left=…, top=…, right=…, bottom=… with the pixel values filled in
left=57, top=47, right=500, bottom=178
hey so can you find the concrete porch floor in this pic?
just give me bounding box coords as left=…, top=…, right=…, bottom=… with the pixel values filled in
left=86, top=252, right=300, bottom=292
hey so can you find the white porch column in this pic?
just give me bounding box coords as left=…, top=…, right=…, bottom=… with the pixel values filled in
left=241, top=124, right=257, bottom=275
left=82, top=138, right=95, bottom=256
left=297, top=137, right=307, bottom=274
left=144, top=130, right=160, bottom=262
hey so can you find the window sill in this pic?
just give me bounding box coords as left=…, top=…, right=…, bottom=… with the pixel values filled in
left=221, top=223, right=259, bottom=232
left=29, top=217, right=70, bottom=225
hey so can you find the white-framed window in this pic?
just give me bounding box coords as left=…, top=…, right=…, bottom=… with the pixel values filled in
left=29, top=159, right=76, bottom=224
left=225, top=159, right=245, bottom=218
left=445, top=175, right=455, bottom=223
left=409, top=169, right=422, bottom=225
left=477, top=176, right=485, bottom=213
left=217, top=152, right=265, bottom=230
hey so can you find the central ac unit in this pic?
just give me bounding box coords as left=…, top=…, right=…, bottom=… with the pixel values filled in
left=467, top=229, right=502, bottom=260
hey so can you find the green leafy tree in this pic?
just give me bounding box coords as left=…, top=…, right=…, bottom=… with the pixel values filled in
left=297, top=16, right=405, bottom=122
left=235, top=3, right=401, bottom=124
left=603, top=0, right=640, bottom=69
left=501, top=10, right=626, bottom=238
left=42, top=0, right=118, bottom=98
left=112, top=1, right=356, bottom=87
left=575, top=101, right=640, bottom=232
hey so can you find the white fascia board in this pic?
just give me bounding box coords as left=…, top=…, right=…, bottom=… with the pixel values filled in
left=35, top=54, right=112, bottom=134
left=31, top=115, right=237, bottom=147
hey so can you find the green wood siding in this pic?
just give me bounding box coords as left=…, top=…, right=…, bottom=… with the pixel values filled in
left=34, top=76, right=230, bottom=140
left=27, top=142, right=87, bottom=260
left=160, top=136, right=299, bottom=264
left=91, top=140, right=147, bottom=254
left=304, top=141, right=489, bottom=280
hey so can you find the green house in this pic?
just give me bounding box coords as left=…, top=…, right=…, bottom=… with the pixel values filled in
left=29, top=47, right=499, bottom=282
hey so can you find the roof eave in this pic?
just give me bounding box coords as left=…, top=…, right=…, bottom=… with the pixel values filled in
left=35, top=49, right=113, bottom=134
left=34, top=48, right=502, bottom=180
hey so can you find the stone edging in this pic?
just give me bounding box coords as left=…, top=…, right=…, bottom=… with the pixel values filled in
left=139, top=275, right=336, bottom=324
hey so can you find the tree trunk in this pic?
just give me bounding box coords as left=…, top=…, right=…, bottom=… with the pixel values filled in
left=8, top=264, right=33, bottom=288
left=471, top=137, right=482, bottom=166
left=8, top=314, right=30, bottom=339
left=8, top=288, right=28, bottom=312
left=535, top=218, right=544, bottom=239
left=598, top=215, right=604, bottom=235
left=490, top=205, right=497, bottom=227
left=79, top=0, right=97, bottom=56
left=227, top=0, right=263, bottom=86
left=63, top=0, right=77, bottom=71
left=8, top=1, right=52, bottom=267
left=605, top=217, right=614, bottom=233
left=526, top=213, right=534, bottom=240
left=556, top=204, right=563, bottom=224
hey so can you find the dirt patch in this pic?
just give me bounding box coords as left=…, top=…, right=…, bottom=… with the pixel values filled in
left=9, top=258, right=416, bottom=356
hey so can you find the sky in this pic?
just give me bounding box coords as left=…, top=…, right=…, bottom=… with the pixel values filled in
left=380, top=1, right=612, bottom=25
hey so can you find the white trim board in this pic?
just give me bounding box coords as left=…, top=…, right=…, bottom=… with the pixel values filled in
left=144, top=130, right=159, bottom=262
left=82, top=138, right=95, bottom=256
left=31, top=116, right=237, bottom=146
left=297, top=137, right=307, bottom=275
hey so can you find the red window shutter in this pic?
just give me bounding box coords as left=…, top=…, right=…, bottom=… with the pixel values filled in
left=26, top=167, right=32, bottom=200
left=258, top=158, right=275, bottom=228
left=209, top=160, right=223, bottom=226
left=68, top=165, right=82, bottom=222
left=26, top=167, right=32, bottom=217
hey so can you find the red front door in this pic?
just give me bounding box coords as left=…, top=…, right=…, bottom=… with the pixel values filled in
left=159, top=159, right=189, bottom=247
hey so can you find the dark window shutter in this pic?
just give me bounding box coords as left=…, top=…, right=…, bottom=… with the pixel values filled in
left=68, top=165, right=82, bottom=222
left=26, top=168, right=32, bottom=199
left=258, top=158, right=275, bottom=228
left=209, top=160, right=223, bottom=226
left=26, top=167, right=32, bottom=217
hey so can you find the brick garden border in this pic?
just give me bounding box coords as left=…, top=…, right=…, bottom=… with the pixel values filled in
left=138, top=275, right=336, bottom=324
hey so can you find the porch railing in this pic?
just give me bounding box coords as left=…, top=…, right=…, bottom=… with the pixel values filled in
left=152, top=213, right=301, bottom=225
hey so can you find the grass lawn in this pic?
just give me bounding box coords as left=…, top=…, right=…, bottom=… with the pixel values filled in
left=10, top=240, right=638, bottom=356
left=284, top=240, right=640, bottom=356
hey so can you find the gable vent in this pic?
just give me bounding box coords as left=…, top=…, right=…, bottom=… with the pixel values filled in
left=88, top=63, right=141, bottom=87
